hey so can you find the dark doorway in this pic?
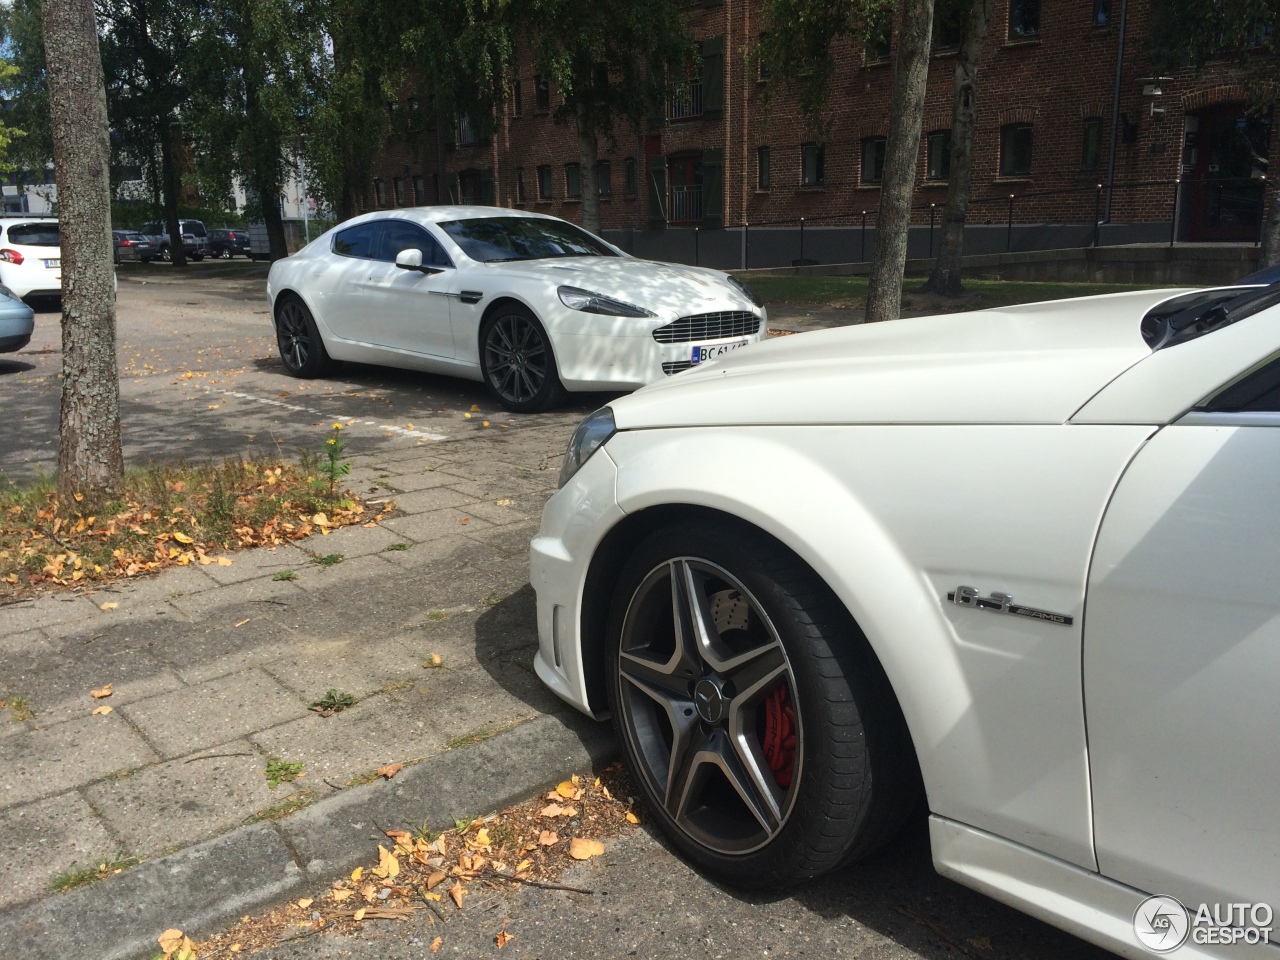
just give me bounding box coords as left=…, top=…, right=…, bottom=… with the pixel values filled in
left=668, top=154, right=703, bottom=225
left=1179, top=103, right=1272, bottom=242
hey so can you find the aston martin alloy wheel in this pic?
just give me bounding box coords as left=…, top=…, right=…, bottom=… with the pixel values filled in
left=480, top=306, right=566, bottom=413
left=275, top=295, right=331, bottom=378
left=607, top=520, right=920, bottom=888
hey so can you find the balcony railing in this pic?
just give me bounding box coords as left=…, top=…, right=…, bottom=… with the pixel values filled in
left=669, top=184, right=702, bottom=224
left=668, top=81, right=703, bottom=121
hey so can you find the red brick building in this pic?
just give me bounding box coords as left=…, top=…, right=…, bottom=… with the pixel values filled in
left=373, top=0, right=1275, bottom=267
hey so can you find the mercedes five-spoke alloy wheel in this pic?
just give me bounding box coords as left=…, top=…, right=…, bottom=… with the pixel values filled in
left=480, top=306, right=566, bottom=413
left=607, top=520, right=919, bottom=888
left=275, top=295, right=331, bottom=378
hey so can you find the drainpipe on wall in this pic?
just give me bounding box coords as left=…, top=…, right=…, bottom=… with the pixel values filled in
left=1104, top=0, right=1129, bottom=222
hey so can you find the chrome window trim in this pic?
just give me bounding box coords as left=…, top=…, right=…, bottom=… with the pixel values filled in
left=1178, top=411, right=1280, bottom=428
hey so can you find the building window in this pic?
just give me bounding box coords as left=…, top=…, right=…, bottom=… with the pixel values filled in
left=866, top=7, right=892, bottom=61
left=412, top=175, right=425, bottom=204
left=374, top=178, right=387, bottom=207
left=565, top=163, right=581, bottom=199
left=934, top=1, right=965, bottom=50
left=393, top=178, right=405, bottom=205
left=1000, top=123, right=1033, bottom=176
left=1009, top=0, right=1040, bottom=39
left=1081, top=117, right=1103, bottom=172
left=668, top=74, right=704, bottom=121
left=458, top=169, right=482, bottom=204
left=598, top=160, right=611, bottom=196
left=457, top=115, right=478, bottom=146
left=926, top=130, right=951, bottom=180
left=861, top=137, right=887, bottom=183
left=537, top=164, right=552, bottom=200
left=757, top=146, right=770, bottom=190
left=513, top=79, right=522, bottom=117
left=625, top=157, right=637, bottom=195
left=801, top=143, right=825, bottom=186
left=1092, top=0, right=1111, bottom=26
left=535, top=76, right=550, bottom=112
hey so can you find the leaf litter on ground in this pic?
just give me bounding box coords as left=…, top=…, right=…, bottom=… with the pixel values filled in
left=193, top=763, right=643, bottom=957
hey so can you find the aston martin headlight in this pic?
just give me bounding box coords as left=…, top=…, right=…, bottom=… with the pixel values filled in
left=559, top=406, right=616, bottom=487
left=725, top=274, right=764, bottom=308
left=557, top=285, right=654, bottom=318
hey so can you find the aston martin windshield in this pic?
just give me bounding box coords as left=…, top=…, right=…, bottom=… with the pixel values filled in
left=440, top=216, right=617, bottom=263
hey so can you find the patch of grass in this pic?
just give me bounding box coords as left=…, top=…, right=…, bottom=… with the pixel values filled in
left=2, top=695, right=34, bottom=722
left=309, top=552, right=344, bottom=567
left=273, top=570, right=298, bottom=581
left=309, top=688, right=356, bottom=716
left=425, top=609, right=449, bottom=621
left=379, top=679, right=415, bottom=694
left=50, top=855, right=140, bottom=893
left=106, top=766, right=143, bottom=781
left=347, top=769, right=381, bottom=788
left=482, top=589, right=501, bottom=607
left=445, top=717, right=527, bottom=751
left=406, top=818, right=441, bottom=844
left=264, top=757, right=306, bottom=789
left=454, top=816, right=478, bottom=834
left=385, top=542, right=411, bottom=552
left=244, top=789, right=316, bottom=824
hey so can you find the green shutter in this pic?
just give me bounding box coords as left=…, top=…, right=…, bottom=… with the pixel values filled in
left=701, top=35, right=725, bottom=121
left=647, top=154, right=667, bottom=228
left=701, top=148, right=724, bottom=228
left=480, top=168, right=495, bottom=205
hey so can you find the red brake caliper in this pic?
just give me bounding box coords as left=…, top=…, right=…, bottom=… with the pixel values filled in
left=762, top=684, right=797, bottom=788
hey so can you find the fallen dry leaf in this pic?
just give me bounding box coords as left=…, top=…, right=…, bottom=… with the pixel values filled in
left=172, top=532, right=193, bottom=544
left=92, top=705, right=113, bottom=716
left=496, top=928, right=514, bottom=948
left=353, top=907, right=366, bottom=922
left=332, top=888, right=353, bottom=902
left=371, top=845, right=400, bottom=879
left=430, top=936, right=442, bottom=953
left=376, top=763, right=403, bottom=780
left=426, top=869, right=447, bottom=890
left=296, top=898, right=313, bottom=910
left=217, top=556, right=232, bottom=566
left=99, top=601, right=119, bottom=611
left=625, top=811, right=640, bottom=824
left=350, top=866, right=363, bottom=881
left=568, top=837, right=605, bottom=860
left=158, top=929, right=185, bottom=956
left=515, top=858, right=532, bottom=873
left=538, top=830, right=558, bottom=846
left=90, top=684, right=113, bottom=699
left=449, top=881, right=466, bottom=909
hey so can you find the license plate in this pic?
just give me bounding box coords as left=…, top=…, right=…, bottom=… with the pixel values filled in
left=690, top=339, right=749, bottom=365
left=44, top=259, right=60, bottom=268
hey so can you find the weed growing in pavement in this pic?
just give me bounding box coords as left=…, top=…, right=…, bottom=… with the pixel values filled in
left=264, top=758, right=306, bottom=789
left=406, top=818, right=442, bottom=844
left=50, top=855, right=140, bottom=893
left=309, top=552, right=343, bottom=567
left=309, top=689, right=356, bottom=716
left=273, top=570, right=298, bottom=581
left=2, top=695, right=33, bottom=722
left=424, top=609, right=448, bottom=621
left=244, top=790, right=316, bottom=824
left=385, top=542, right=411, bottom=551
left=446, top=718, right=526, bottom=750
left=317, top=423, right=352, bottom=500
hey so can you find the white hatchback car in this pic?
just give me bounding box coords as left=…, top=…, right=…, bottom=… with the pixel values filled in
left=0, top=217, right=62, bottom=302
left=533, top=283, right=1280, bottom=958
left=265, top=207, right=766, bottom=412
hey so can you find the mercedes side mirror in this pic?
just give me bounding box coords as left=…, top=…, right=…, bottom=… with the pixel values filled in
left=395, top=248, right=442, bottom=274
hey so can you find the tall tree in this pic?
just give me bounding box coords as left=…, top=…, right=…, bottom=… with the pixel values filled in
left=864, top=0, right=935, bottom=323
left=42, top=0, right=123, bottom=498
left=1149, top=0, right=1280, bottom=264
left=920, top=0, right=996, bottom=296
left=519, top=0, right=692, bottom=234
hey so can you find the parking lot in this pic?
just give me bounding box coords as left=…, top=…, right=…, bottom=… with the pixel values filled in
left=0, top=263, right=1115, bottom=960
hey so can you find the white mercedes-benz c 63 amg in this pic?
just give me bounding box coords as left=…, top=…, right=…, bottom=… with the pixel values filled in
left=265, top=206, right=766, bottom=412
left=532, top=282, right=1280, bottom=958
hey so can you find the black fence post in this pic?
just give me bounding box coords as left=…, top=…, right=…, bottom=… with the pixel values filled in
left=744, top=221, right=750, bottom=270
left=799, top=217, right=805, bottom=264
left=929, top=203, right=936, bottom=258
left=860, top=211, right=867, bottom=262
left=1006, top=194, right=1014, bottom=253
left=1259, top=176, right=1269, bottom=247
left=694, top=227, right=700, bottom=266
left=1094, top=185, right=1102, bottom=248
left=1169, top=180, right=1180, bottom=248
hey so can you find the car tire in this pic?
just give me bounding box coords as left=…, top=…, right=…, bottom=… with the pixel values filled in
left=275, top=294, right=332, bottom=378
left=220, top=247, right=232, bottom=259
left=159, top=245, right=171, bottom=263
left=606, top=519, right=920, bottom=890
left=191, top=253, right=204, bottom=262
left=479, top=305, right=566, bottom=413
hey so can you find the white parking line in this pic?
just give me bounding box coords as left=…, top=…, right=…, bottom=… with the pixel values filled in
left=207, top=388, right=449, bottom=441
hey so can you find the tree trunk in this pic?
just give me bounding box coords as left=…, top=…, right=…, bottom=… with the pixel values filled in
left=261, top=178, right=289, bottom=260
left=921, top=0, right=995, bottom=296
left=576, top=104, right=600, bottom=234
left=865, top=0, right=937, bottom=324
left=42, top=0, right=124, bottom=500
left=1262, top=183, right=1280, bottom=267
left=160, top=125, right=187, bottom=267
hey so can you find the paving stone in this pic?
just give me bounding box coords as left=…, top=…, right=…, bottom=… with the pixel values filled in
left=461, top=498, right=541, bottom=525
left=88, top=565, right=218, bottom=608
left=84, top=741, right=292, bottom=860
left=120, top=669, right=309, bottom=759
left=0, top=792, right=116, bottom=910
left=378, top=468, right=457, bottom=492
left=13, top=648, right=185, bottom=728
left=385, top=485, right=476, bottom=513
left=0, top=594, right=102, bottom=637
left=0, top=715, right=158, bottom=809
left=165, top=574, right=306, bottom=622
left=290, top=522, right=401, bottom=560
left=260, top=633, right=425, bottom=703
left=197, top=543, right=312, bottom=586
left=142, top=619, right=300, bottom=685
left=380, top=508, right=494, bottom=543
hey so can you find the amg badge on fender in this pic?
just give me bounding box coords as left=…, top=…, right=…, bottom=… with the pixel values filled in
left=946, top=585, right=1074, bottom=626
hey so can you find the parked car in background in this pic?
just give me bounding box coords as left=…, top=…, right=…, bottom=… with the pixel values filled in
left=534, top=280, right=1280, bottom=958
left=0, top=217, right=61, bottom=303
left=138, top=219, right=208, bottom=261
left=208, top=228, right=251, bottom=259
left=112, top=230, right=154, bottom=264
left=266, top=206, right=766, bottom=412
left=0, top=282, right=35, bottom=352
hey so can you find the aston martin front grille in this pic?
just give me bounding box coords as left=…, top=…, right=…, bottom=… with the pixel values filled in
left=652, top=311, right=760, bottom=344
left=662, top=360, right=695, bottom=375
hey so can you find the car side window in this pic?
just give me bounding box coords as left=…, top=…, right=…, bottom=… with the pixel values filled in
left=1202, top=356, right=1280, bottom=413
left=376, top=220, right=452, bottom=267
left=332, top=223, right=378, bottom=259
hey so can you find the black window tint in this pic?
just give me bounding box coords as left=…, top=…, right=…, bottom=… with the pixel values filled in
left=439, top=216, right=617, bottom=262
left=377, top=220, right=450, bottom=266
left=1204, top=357, right=1280, bottom=413
left=8, top=223, right=59, bottom=246
left=182, top=221, right=207, bottom=237
left=1000, top=123, right=1033, bottom=177
left=333, top=223, right=378, bottom=258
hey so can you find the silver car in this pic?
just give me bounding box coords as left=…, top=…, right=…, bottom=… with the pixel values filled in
left=0, top=283, right=34, bottom=353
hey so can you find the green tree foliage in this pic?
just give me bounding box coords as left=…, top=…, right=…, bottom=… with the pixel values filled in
left=0, top=62, right=27, bottom=171
left=0, top=0, right=49, bottom=172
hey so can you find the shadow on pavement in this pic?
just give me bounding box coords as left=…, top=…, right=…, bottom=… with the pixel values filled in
left=0, top=359, right=35, bottom=375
